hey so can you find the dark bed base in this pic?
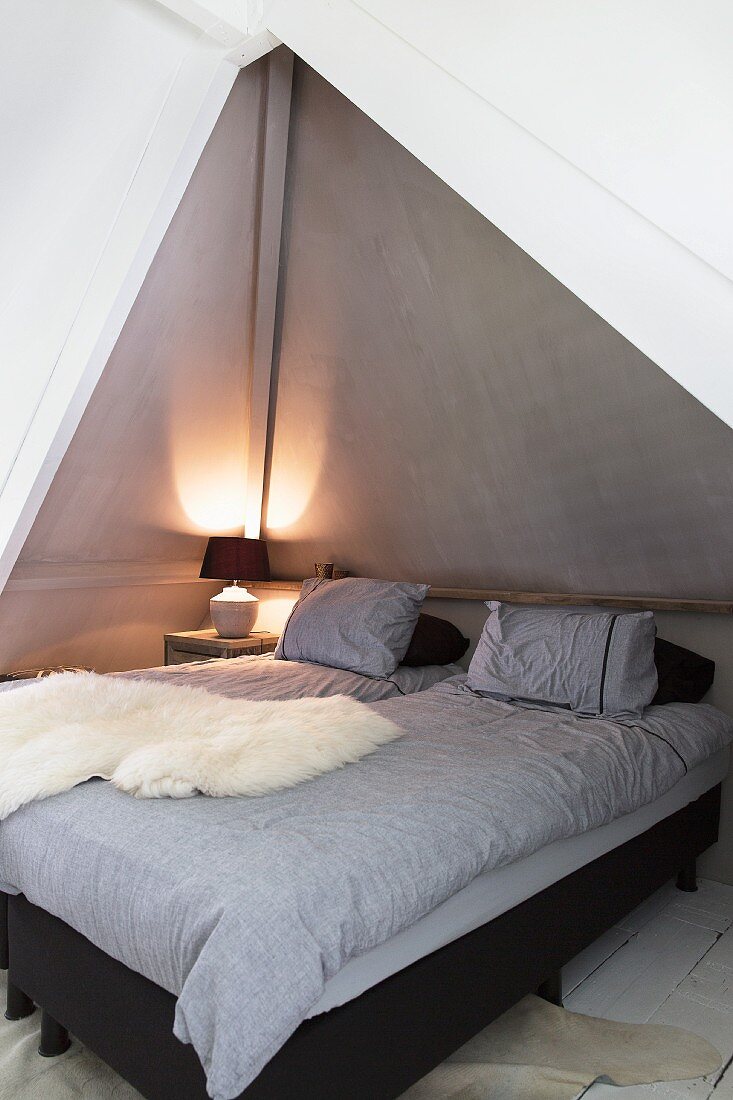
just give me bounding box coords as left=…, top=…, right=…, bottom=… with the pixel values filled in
left=3, top=785, right=721, bottom=1100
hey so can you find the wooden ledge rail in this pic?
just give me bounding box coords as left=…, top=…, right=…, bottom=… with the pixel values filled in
left=6, top=565, right=729, bottom=612
left=248, top=580, right=733, bottom=615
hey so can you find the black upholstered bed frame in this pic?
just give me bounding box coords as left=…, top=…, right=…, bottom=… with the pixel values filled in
left=0, top=784, right=719, bottom=1099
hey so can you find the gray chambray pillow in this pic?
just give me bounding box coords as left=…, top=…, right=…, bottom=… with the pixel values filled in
left=275, top=577, right=430, bottom=678
left=466, top=602, right=658, bottom=719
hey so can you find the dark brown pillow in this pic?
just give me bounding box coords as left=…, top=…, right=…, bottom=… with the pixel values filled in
left=652, top=637, right=715, bottom=705
left=402, top=613, right=470, bottom=667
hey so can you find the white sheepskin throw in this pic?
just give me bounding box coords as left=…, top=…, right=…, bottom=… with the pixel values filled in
left=0, top=673, right=403, bottom=819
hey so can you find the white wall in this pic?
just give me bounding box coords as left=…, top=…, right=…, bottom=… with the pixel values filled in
left=264, top=0, right=733, bottom=429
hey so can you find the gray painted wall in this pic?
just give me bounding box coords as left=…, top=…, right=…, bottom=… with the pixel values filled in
left=264, top=63, right=733, bottom=881
left=265, top=64, right=733, bottom=600
left=0, top=64, right=267, bottom=674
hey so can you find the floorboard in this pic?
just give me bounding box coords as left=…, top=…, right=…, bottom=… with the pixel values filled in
left=565, top=917, right=719, bottom=1022
left=574, top=878, right=733, bottom=1099
left=562, top=926, right=632, bottom=997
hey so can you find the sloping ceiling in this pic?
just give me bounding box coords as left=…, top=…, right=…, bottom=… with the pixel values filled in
left=263, top=64, right=733, bottom=600
left=0, top=65, right=266, bottom=674
left=264, top=0, right=733, bottom=429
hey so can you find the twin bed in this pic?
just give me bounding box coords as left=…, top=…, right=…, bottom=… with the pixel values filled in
left=1, top=582, right=731, bottom=1100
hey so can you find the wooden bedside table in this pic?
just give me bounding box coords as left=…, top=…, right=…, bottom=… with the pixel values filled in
left=164, top=630, right=280, bottom=666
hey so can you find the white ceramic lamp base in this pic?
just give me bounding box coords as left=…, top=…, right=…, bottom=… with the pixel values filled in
left=210, top=586, right=259, bottom=639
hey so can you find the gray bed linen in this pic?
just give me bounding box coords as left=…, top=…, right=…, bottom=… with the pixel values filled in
left=274, top=577, right=429, bottom=676
left=467, top=602, right=658, bottom=718
left=0, top=676, right=731, bottom=1100
left=122, top=651, right=460, bottom=701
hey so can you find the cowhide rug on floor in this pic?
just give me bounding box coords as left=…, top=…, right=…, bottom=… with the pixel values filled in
left=399, top=994, right=721, bottom=1099
left=0, top=673, right=402, bottom=819
left=0, top=973, right=720, bottom=1100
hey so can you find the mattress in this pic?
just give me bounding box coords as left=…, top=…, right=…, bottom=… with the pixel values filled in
left=309, top=745, right=730, bottom=1016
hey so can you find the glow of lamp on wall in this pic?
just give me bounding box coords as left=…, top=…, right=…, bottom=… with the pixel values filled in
left=176, top=464, right=247, bottom=533
left=265, top=474, right=314, bottom=531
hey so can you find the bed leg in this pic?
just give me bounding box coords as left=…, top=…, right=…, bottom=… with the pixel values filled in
left=38, top=1010, right=71, bottom=1057
left=5, top=979, right=36, bottom=1021
left=677, top=859, right=698, bottom=892
left=0, top=893, right=8, bottom=970
left=537, top=971, right=563, bottom=1007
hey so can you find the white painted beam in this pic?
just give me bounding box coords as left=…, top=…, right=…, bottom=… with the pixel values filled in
left=244, top=47, right=294, bottom=538
left=153, top=0, right=281, bottom=63
left=153, top=0, right=248, bottom=44
left=263, top=0, right=733, bottom=429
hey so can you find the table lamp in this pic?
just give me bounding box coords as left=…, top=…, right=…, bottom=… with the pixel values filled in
left=200, top=536, right=271, bottom=638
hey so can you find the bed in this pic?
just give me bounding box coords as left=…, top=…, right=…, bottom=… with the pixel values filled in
left=1, top=664, right=731, bottom=1100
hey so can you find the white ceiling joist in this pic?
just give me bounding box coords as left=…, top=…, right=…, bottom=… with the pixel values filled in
left=153, top=0, right=281, bottom=63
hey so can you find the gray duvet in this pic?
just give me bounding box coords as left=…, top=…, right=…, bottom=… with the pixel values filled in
left=124, top=650, right=459, bottom=701
left=0, top=668, right=731, bottom=1100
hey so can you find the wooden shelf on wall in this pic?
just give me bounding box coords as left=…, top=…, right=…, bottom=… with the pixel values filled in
left=247, top=580, right=733, bottom=615
left=425, top=588, right=733, bottom=615
left=7, top=567, right=729, bottom=613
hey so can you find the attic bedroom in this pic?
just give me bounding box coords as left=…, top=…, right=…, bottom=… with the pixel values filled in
left=1, top=3, right=732, bottom=1099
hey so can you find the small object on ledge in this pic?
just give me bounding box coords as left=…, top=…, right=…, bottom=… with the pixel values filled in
left=314, top=563, right=349, bottom=580
left=200, top=536, right=271, bottom=638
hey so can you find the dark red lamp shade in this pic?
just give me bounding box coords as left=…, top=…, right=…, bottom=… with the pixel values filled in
left=199, top=537, right=270, bottom=582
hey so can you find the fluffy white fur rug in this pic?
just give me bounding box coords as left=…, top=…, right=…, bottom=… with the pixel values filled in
left=0, top=673, right=402, bottom=819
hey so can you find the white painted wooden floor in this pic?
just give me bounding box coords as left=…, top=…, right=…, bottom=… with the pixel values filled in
left=561, top=878, right=733, bottom=1098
